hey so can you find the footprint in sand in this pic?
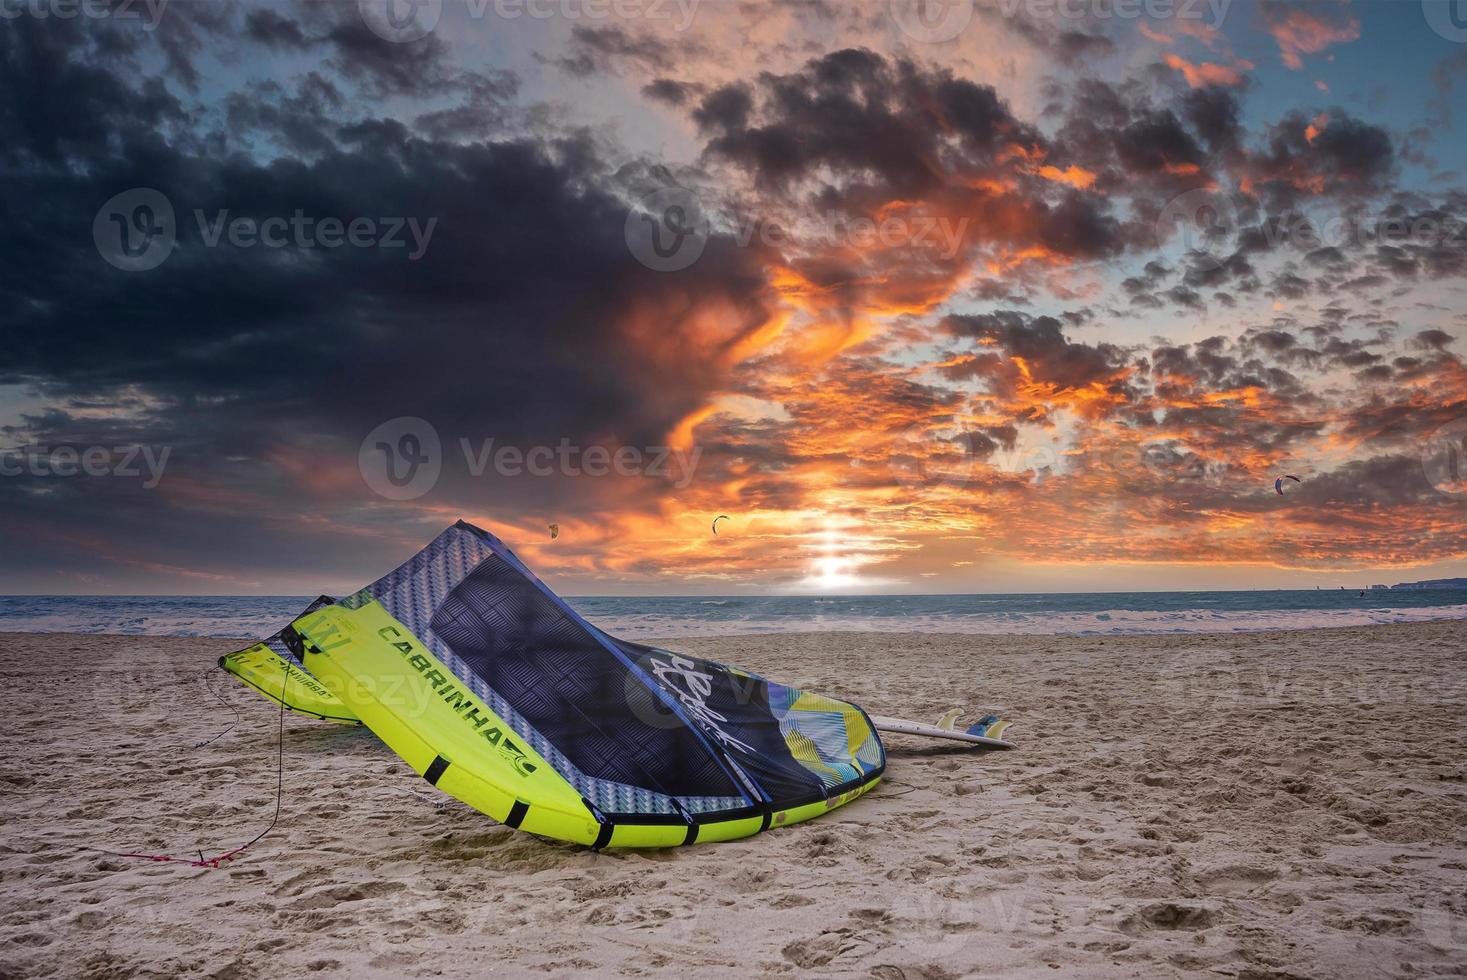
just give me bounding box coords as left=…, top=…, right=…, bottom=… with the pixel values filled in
left=1117, top=902, right=1218, bottom=936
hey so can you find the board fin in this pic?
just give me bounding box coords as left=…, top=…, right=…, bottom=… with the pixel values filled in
left=965, top=714, right=1010, bottom=740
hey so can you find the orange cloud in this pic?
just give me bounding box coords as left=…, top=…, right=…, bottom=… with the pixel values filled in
left=1163, top=52, right=1253, bottom=89
left=1265, top=4, right=1360, bottom=70
left=1037, top=164, right=1098, bottom=190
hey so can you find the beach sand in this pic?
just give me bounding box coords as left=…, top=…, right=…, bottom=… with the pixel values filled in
left=2, top=621, right=1465, bottom=979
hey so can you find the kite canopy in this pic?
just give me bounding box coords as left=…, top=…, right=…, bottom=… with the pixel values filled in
left=219, top=521, right=884, bottom=847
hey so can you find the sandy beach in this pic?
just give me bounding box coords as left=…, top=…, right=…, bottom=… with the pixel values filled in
left=2, top=621, right=1465, bottom=979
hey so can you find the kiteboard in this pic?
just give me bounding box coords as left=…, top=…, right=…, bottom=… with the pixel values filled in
left=869, top=712, right=1016, bottom=749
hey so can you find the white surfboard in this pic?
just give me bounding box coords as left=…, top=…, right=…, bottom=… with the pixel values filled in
left=870, top=714, right=1016, bottom=749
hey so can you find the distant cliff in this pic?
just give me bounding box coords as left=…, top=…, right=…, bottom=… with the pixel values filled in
left=1391, top=578, right=1467, bottom=590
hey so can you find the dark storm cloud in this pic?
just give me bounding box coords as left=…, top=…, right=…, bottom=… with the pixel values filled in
left=1413, top=329, right=1456, bottom=351
left=1113, top=109, right=1207, bottom=176
left=1244, top=111, right=1394, bottom=206
left=0, top=18, right=188, bottom=167
left=322, top=18, right=462, bottom=96
left=1181, top=87, right=1244, bottom=158
left=4, top=6, right=1465, bottom=587
left=642, top=77, right=702, bottom=106
left=237, top=3, right=471, bottom=98
left=697, top=49, right=1043, bottom=197
left=941, top=311, right=1130, bottom=400
left=0, top=12, right=778, bottom=578
left=545, top=24, right=688, bottom=78
left=690, top=49, right=1131, bottom=276
left=243, top=7, right=313, bottom=49
left=692, top=83, right=753, bottom=133
left=976, top=5, right=1114, bottom=62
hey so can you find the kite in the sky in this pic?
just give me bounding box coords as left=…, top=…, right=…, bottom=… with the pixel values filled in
left=548, top=523, right=560, bottom=540
left=1275, top=475, right=1302, bottom=495
left=711, top=515, right=729, bottom=535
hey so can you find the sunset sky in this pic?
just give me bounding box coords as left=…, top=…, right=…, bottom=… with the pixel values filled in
left=3, top=0, right=1467, bottom=595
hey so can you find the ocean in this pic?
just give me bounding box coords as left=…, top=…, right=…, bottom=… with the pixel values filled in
left=1, top=590, right=1464, bottom=640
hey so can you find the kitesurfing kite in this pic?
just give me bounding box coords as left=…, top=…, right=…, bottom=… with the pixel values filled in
left=218, top=522, right=1011, bottom=849
left=1275, top=475, right=1301, bottom=495
left=711, top=514, right=729, bottom=535
left=548, top=523, right=560, bottom=540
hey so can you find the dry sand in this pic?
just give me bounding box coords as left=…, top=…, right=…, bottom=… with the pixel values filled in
left=2, top=621, right=1465, bottom=979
